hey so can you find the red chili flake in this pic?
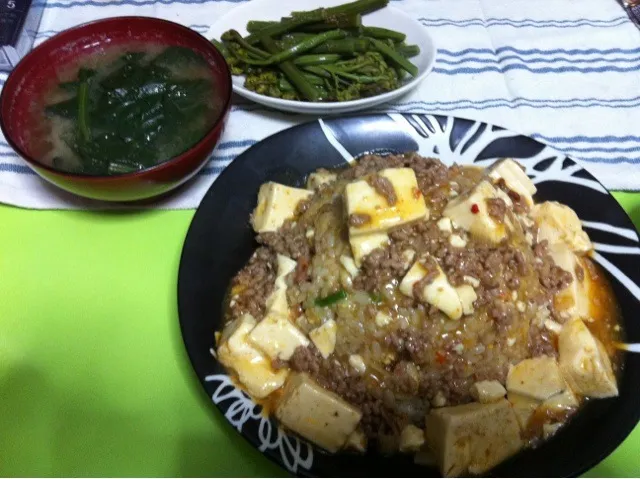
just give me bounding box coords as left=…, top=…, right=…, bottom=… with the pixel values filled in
left=470, top=203, right=480, bottom=214
left=436, top=351, right=446, bottom=364
left=412, top=187, right=422, bottom=199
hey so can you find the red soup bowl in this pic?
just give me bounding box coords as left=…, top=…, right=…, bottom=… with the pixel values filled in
left=0, top=17, right=232, bottom=202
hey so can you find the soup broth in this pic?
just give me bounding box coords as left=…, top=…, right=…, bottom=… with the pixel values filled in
left=38, top=43, right=222, bottom=175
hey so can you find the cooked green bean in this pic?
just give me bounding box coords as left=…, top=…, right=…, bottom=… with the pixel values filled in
left=369, top=37, right=418, bottom=76
left=222, top=30, right=270, bottom=59
left=237, top=30, right=348, bottom=66
left=311, top=38, right=371, bottom=54
left=291, top=0, right=388, bottom=22
left=246, top=20, right=278, bottom=33
left=361, top=26, right=406, bottom=42
left=260, top=35, right=322, bottom=101
left=396, top=44, right=420, bottom=58
left=297, top=13, right=362, bottom=32
left=293, top=53, right=343, bottom=66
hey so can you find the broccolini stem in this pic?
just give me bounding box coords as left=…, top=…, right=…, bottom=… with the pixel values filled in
left=291, top=0, right=388, bottom=22
left=246, top=20, right=278, bottom=33
left=361, top=26, right=406, bottom=42
left=260, top=35, right=322, bottom=101
left=369, top=37, right=418, bottom=76
left=297, top=13, right=362, bottom=32
left=222, top=30, right=270, bottom=58
left=244, top=17, right=314, bottom=45
left=210, top=38, right=231, bottom=58
left=396, top=44, right=420, bottom=58
left=311, top=38, right=371, bottom=54
left=293, top=53, right=343, bottom=66
left=238, top=30, right=348, bottom=66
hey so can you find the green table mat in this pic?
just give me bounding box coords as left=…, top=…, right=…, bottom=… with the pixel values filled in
left=1, top=192, right=639, bottom=477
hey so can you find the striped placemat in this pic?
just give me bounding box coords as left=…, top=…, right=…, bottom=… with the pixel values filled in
left=1, top=0, right=639, bottom=209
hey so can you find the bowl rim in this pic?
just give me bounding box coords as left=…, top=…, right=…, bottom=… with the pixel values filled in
left=0, top=16, right=233, bottom=182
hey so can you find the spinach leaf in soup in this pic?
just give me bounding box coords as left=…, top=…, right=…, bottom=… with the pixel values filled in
left=44, top=46, right=218, bottom=175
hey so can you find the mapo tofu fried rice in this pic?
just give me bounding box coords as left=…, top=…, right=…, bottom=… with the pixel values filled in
left=216, top=153, right=622, bottom=476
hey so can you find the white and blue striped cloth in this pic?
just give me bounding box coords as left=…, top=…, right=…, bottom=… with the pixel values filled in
left=1, top=0, right=640, bottom=209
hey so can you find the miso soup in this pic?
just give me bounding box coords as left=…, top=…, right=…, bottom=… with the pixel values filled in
left=39, top=44, right=222, bottom=175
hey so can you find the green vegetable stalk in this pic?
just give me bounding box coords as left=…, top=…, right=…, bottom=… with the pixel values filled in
left=214, top=0, right=418, bottom=103
left=234, top=30, right=348, bottom=66
left=260, top=35, right=322, bottom=101
left=77, top=69, right=92, bottom=142
left=369, top=37, right=418, bottom=76
left=315, top=290, right=348, bottom=307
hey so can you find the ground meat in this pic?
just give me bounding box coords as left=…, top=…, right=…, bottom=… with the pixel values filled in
left=257, top=219, right=310, bottom=260
left=271, top=358, right=288, bottom=370
left=419, top=367, right=474, bottom=406
left=348, top=213, right=371, bottom=227
left=384, top=328, right=431, bottom=364
left=533, top=240, right=548, bottom=258
left=295, top=198, right=311, bottom=216
left=538, top=263, right=573, bottom=291
left=528, top=324, right=558, bottom=357
left=294, top=256, right=310, bottom=283
left=229, top=247, right=276, bottom=320
left=534, top=243, right=573, bottom=292
left=367, top=174, right=397, bottom=205
left=353, top=243, right=411, bottom=292
left=486, top=197, right=507, bottom=221
left=289, top=345, right=322, bottom=375
left=409, top=153, right=450, bottom=194
left=495, top=178, right=529, bottom=214
left=489, top=301, right=516, bottom=334
left=388, top=361, right=420, bottom=394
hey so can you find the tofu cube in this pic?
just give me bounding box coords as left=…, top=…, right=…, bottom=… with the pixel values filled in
left=251, top=182, right=313, bottom=233
left=487, top=158, right=536, bottom=206
left=532, top=201, right=592, bottom=254
left=443, top=181, right=508, bottom=244
left=455, top=284, right=477, bottom=316
left=558, top=319, right=618, bottom=398
left=350, top=232, right=389, bottom=267
left=248, top=313, right=309, bottom=361
left=265, top=287, right=289, bottom=318
left=309, top=319, right=337, bottom=359
left=265, top=255, right=298, bottom=317
left=275, top=372, right=362, bottom=453
left=399, top=424, right=425, bottom=453
left=541, top=387, right=579, bottom=412
left=349, top=354, right=367, bottom=374
left=345, top=168, right=429, bottom=236
left=399, top=256, right=463, bottom=320
left=307, top=170, right=337, bottom=189
left=470, top=380, right=507, bottom=403
left=543, top=422, right=563, bottom=439
left=507, top=392, right=540, bottom=431
left=344, top=429, right=367, bottom=453
left=218, top=314, right=289, bottom=398
left=506, top=356, right=565, bottom=401
left=547, top=243, right=590, bottom=318
left=425, top=400, right=523, bottom=477
left=339, top=255, right=360, bottom=278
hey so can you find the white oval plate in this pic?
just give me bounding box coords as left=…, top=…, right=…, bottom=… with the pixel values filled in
left=207, top=0, right=437, bottom=115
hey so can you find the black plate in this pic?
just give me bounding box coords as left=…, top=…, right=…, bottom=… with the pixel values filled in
left=177, top=113, right=640, bottom=477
